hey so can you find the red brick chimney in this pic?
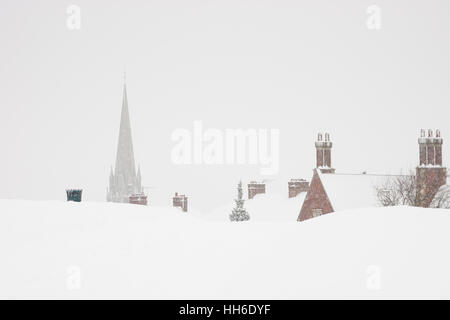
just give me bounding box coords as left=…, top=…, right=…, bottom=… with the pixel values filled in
left=248, top=181, right=266, bottom=199
left=288, top=179, right=309, bottom=198
left=315, top=132, right=335, bottom=174
left=173, top=193, right=188, bottom=212
left=419, top=129, right=443, bottom=166
left=416, top=129, right=447, bottom=207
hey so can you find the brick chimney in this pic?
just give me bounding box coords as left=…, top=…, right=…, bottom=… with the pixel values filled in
left=418, top=129, right=443, bottom=166
left=416, top=129, right=447, bottom=207
left=129, top=193, right=148, bottom=206
left=315, top=133, right=335, bottom=174
left=173, top=193, right=188, bottom=212
left=288, top=179, right=309, bottom=198
left=248, top=181, right=266, bottom=199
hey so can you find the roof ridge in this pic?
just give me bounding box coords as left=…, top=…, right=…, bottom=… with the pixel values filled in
left=332, top=173, right=414, bottom=177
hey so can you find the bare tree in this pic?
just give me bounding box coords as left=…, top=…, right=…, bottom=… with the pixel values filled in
left=375, top=170, right=450, bottom=208
left=375, top=172, right=416, bottom=207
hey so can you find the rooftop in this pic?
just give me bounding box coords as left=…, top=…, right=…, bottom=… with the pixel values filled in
left=317, top=170, right=411, bottom=211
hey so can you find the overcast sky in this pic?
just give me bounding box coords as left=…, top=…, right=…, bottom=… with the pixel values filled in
left=1, top=0, right=450, bottom=211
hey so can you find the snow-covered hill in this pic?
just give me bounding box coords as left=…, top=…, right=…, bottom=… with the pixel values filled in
left=1, top=199, right=449, bottom=299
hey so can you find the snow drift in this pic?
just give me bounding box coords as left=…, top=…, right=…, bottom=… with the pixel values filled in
left=0, top=198, right=449, bottom=299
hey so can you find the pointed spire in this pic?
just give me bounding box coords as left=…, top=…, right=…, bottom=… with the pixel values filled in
left=115, top=80, right=135, bottom=176
left=107, top=75, right=142, bottom=203
left=137, top=165, right=142, bottom=192
left=122, top=80, right=128, bottom=112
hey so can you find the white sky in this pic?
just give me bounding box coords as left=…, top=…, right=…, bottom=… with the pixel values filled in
left=1, top=0, right=450, bottom=211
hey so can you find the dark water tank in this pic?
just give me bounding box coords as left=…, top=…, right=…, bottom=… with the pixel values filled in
left=66, top=189, right=82, bottom=202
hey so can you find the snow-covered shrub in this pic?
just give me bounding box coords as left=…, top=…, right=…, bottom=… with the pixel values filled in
left=230, top=181, right=250, bottom=222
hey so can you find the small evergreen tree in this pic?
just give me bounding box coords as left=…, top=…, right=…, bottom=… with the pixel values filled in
left=230, top=181, right=250, bottom=222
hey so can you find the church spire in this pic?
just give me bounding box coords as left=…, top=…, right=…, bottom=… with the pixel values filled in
left=115, top=80, right=136, bottom=176
left=107, top=77, right=142, bottom=203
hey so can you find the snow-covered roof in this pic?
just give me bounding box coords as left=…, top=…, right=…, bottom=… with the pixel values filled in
left=317, top=170, right=389, bottom=211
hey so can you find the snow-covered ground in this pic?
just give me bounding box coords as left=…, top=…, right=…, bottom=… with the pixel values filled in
left=1, top=197, right=450, bottom=299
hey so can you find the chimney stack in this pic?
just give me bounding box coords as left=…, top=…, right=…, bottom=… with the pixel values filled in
left=173, top=193, right=188, bottom=212
left=418, top=129, right=443, bottom=166
left=315, top=132, right=335, bottom=174
left=416, top=129, right=446, bottom=207
left=288, top=179, right=309, bottom=198
left=248, top=181, right=266, bottom=200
